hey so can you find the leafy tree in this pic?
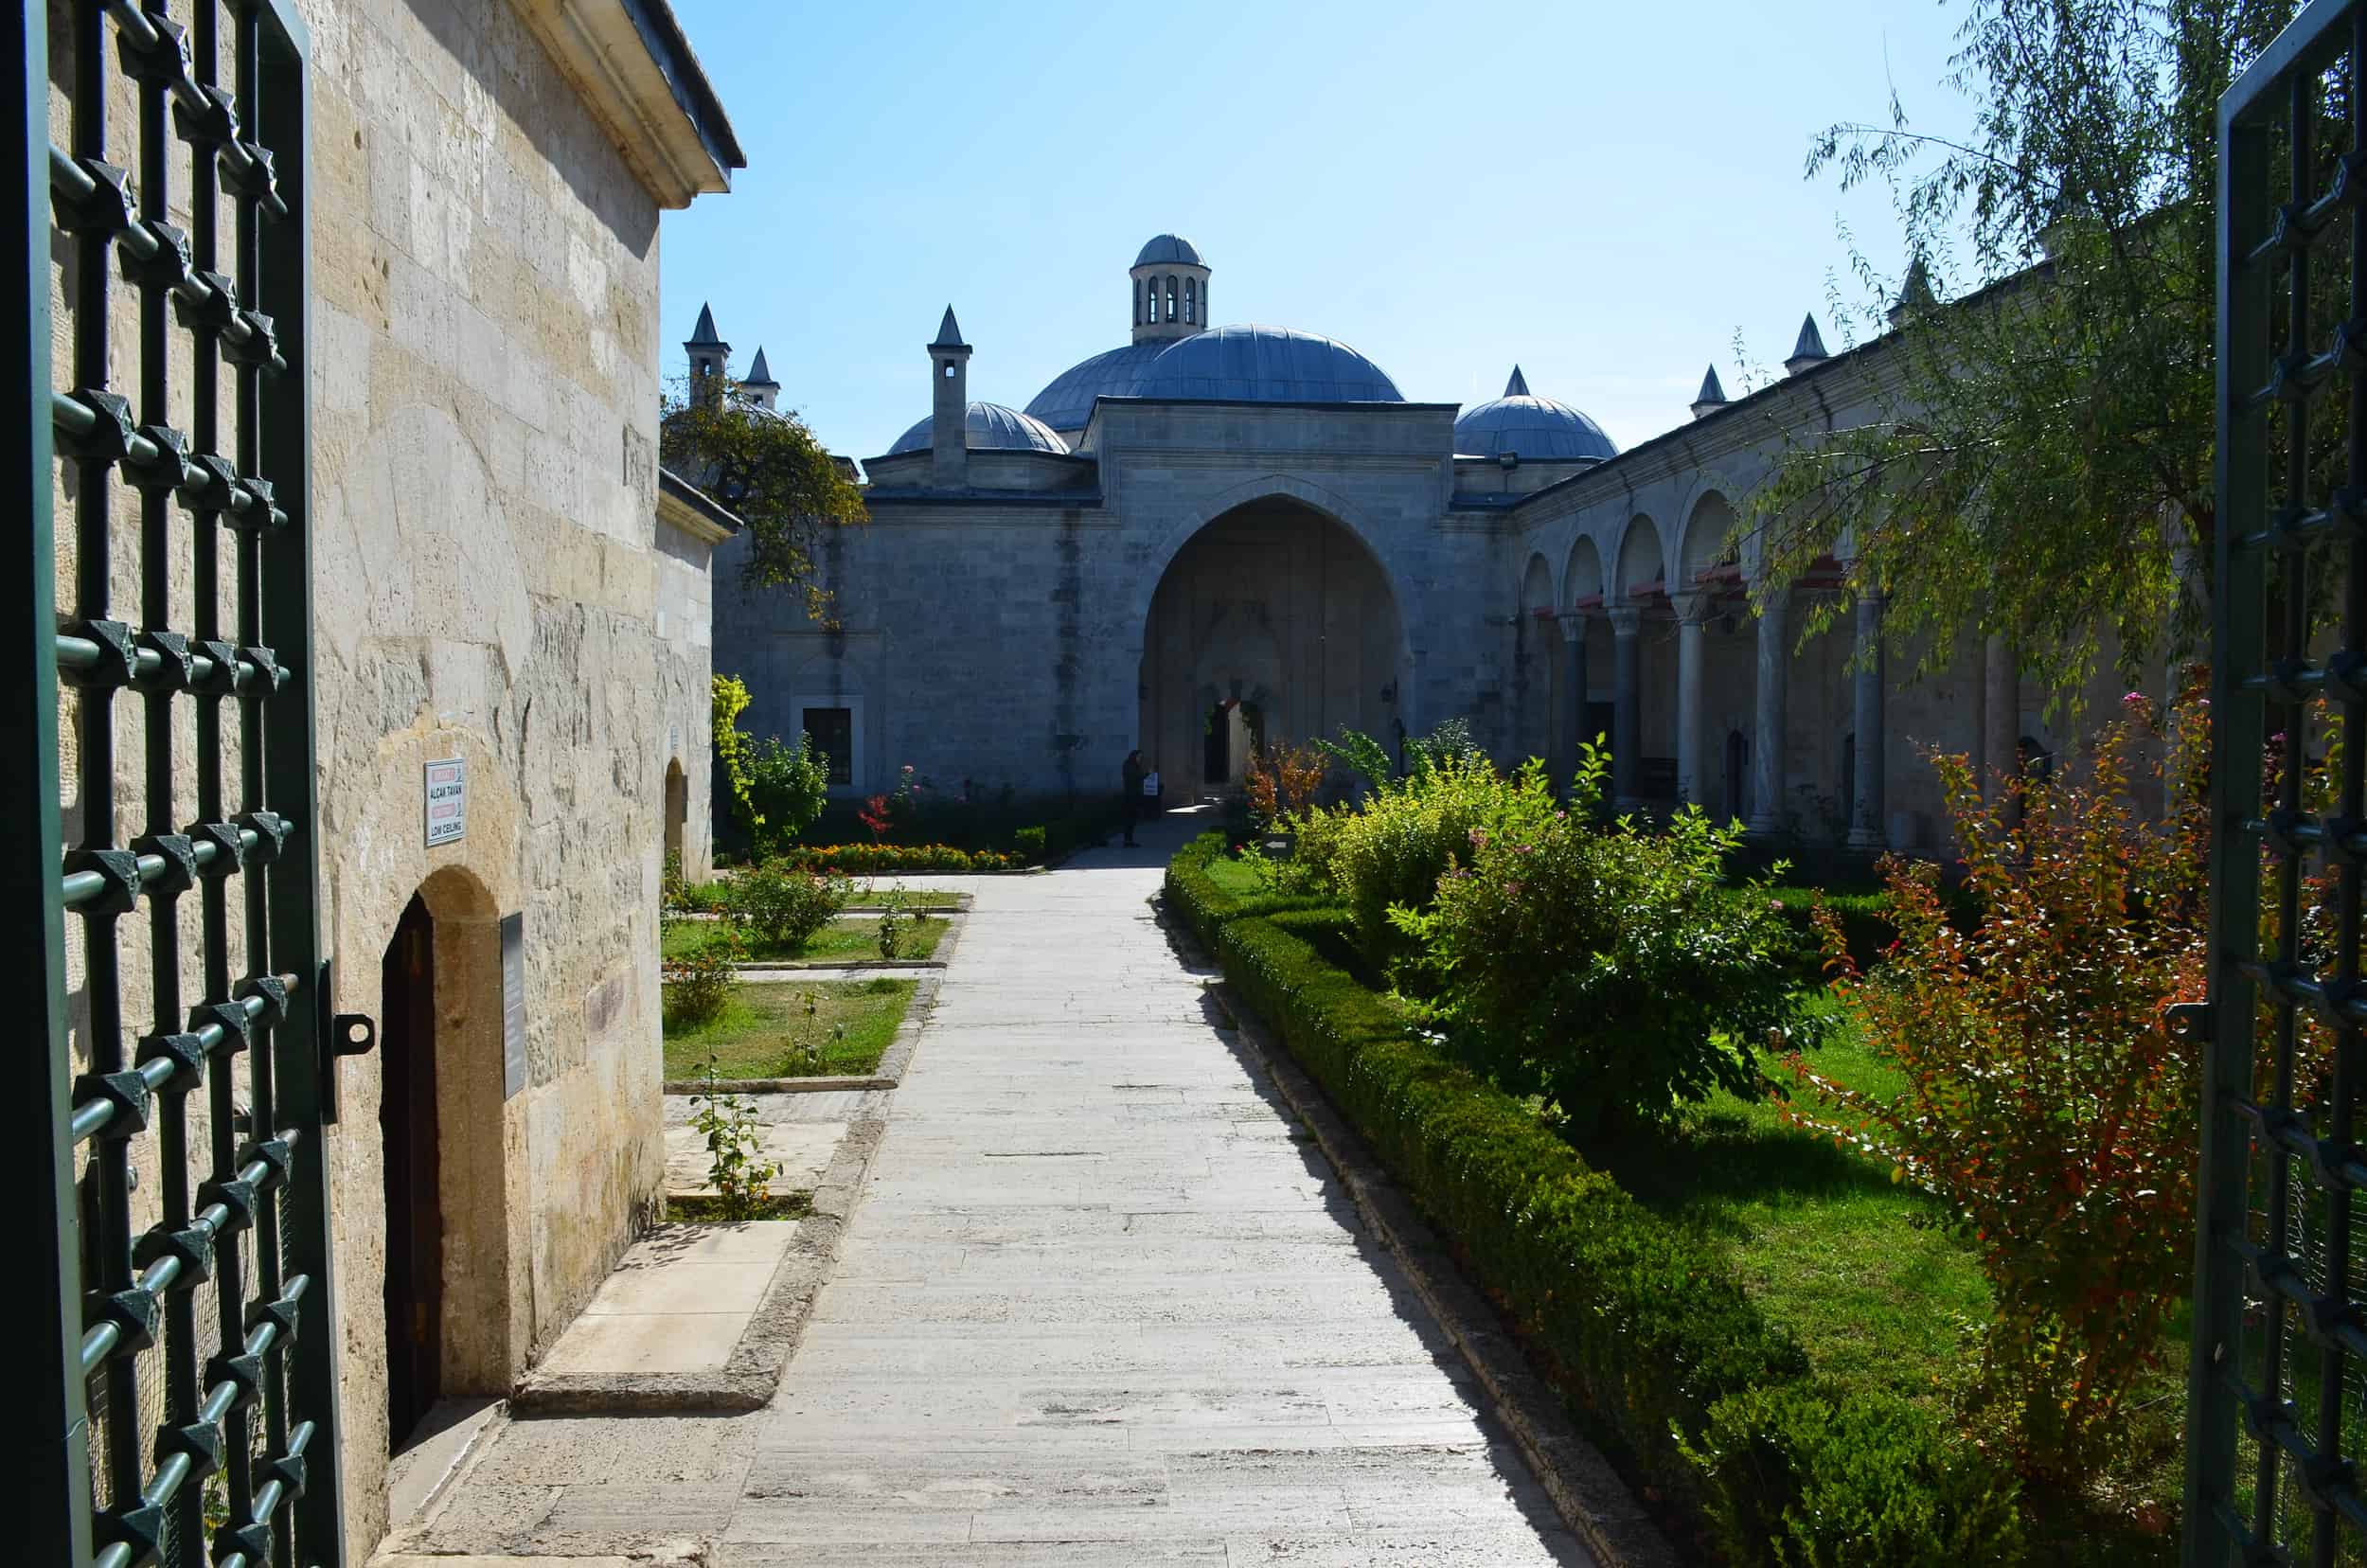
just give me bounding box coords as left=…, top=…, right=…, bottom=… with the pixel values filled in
left=661, top=382, right=865, bottom=621
left=1746, top=0, right=2296, bottom=695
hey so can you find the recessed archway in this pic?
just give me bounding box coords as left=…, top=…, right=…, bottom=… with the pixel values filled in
left=663, top=757, right=687, bottom=871
left=1138, top=496, right=1406, bottom=802
left=378, top=864, right=509, bottom=1454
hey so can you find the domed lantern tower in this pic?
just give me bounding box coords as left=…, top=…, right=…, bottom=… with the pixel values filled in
left=1131, top=234, right=1210, bottom=345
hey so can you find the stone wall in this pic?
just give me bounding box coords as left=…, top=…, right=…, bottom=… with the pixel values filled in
left=300, top=0, right=677, bottom=1547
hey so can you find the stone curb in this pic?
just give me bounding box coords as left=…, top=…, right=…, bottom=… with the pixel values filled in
left=509, top=978, right=936, bottom=1416
left=1157, top=907, right=1681, bottom=1568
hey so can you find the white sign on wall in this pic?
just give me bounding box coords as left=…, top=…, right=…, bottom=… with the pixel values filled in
left=423, top=757, right=467, bottom=846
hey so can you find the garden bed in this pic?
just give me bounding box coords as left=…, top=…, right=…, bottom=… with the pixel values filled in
left=1168, top=831, right=2187, bottom=1564
left=662, top=915, right=949, bottom=966
left=662, top=978, right=915, bottom=1079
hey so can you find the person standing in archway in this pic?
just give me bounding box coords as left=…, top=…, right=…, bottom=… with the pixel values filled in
left=1122, top=748, right=1148, bottom=846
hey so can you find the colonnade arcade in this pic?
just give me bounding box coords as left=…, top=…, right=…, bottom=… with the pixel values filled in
left=1529, top=504, right=1891, bottom=848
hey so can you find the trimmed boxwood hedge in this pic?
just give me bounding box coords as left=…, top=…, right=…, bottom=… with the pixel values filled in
left=1165, top=832, right=2020, bottom=1566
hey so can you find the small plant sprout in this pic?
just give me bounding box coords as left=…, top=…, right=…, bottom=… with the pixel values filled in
left=687, top=1041, right=780, bottom=1221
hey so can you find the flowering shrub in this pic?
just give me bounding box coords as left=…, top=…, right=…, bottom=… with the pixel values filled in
left=1783, top=713, right=2207, bottom=1479
left=777, top=843, right=1022, bottom=874
left=728, top=861, right=852, bottom=949
left=1394, top=744, right=1823, bottom=1137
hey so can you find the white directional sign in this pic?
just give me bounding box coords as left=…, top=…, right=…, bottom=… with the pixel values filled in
left=423, top=757, right=467, bottom=846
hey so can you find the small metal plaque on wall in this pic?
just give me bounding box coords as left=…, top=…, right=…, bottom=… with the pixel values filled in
left=424, top=757, right=467, bottom=846
left=501, top=912, right=525, bottom=1099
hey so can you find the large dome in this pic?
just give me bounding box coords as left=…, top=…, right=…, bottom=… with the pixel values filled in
left=1133, top=325, right=1402, bottom=404
left=1023, top=341, right=1170, bottom=434
left=1134, top=233, right=1204, bottom=268
left=1453, top=368, right=1615, bottom=461
left=886, top=401, right=1070, bottom=456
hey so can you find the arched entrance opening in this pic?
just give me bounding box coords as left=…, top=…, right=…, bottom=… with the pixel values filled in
left=664, top=757, right=687, bottom=870
left=377, top=864, right=510, bottom=1455
left=381, top=894, right=440, bottom=1446
left=1140, top=498, right=1405, bottom=802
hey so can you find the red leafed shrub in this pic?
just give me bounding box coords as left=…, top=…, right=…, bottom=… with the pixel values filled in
left=857, top=794, right=893, bottom=844
left=1783, top=707, right=2207, bottom=1481
left=1244, top=740, right=1327, bottom=829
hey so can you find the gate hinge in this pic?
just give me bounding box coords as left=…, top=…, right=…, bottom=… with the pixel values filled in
left=315, top=952, right=378, bottom=1126
left=2168, top=1001, right=2216, bottom=1042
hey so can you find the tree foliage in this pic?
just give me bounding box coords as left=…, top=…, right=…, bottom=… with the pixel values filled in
left=1747, top=0, right=2296, bottom=694
left=661, top=383, right=866, bottom=622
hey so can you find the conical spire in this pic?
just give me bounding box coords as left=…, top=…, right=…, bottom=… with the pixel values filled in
left=933, top=305, right=967, bottom=348
left=1889, top=256, right=1936, bottom=327
left=1690, top=365, right=1729, bottom=420
left=1504, top=365, right=1530, bottom=398
left=687, top=302, right=724, bottom=347
left=744, top=346, right=777, bottom=386
left=1785, top=312, right=1828, bottom=374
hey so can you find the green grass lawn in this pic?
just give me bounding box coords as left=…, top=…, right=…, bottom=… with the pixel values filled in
left=1577, top=1000, right=2186, bottom=1561
left=661, top=914, right=949, bottom=965
left=663, top=978, right=914, bottom=1078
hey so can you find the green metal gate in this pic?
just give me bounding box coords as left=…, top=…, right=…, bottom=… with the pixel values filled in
left=12, top=3, right=360, bottom=1565
left=2194, top=1, right=2367, bottom=1561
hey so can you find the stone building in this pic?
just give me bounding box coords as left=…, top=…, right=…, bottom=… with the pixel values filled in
left=710, top=234, right=2123, bottom=846
left=33, top=0, right=741, bottom=1558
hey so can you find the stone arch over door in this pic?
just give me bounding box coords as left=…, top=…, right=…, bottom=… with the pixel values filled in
left=663, top=757, right=686, bottom=870
left=1138, top=493, right=1406, bottom=804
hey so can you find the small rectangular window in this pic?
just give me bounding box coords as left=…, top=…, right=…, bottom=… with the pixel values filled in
left=943, top=364, right=955, bottom=378
left=802, top=707, right=853, bottom=786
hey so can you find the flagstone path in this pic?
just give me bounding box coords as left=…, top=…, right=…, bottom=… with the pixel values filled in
left=383, top=811, right=1590, bottom=1567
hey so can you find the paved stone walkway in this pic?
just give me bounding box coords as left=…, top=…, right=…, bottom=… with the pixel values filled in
left=387, top=813, right=1588, bottom=1566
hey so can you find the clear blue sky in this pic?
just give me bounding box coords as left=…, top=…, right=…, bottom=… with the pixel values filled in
left=657, top=0, right=1974, bottom=461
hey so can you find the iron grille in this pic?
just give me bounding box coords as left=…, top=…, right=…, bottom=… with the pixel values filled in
left=2194, top=2, right=2367, bottom=1563
left=12, top=3, right=344, bottom=1566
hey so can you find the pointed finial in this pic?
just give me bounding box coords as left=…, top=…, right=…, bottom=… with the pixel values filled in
left=1504, top=365, right=1530, bottom=398
left=1785, top=313, right=1829, bottom=375
left=687, top=302, right=724, bottom=347
left=1691, top=365, right=1729, bottom=420
left=745, top=347, right=776, bottom=386
left=933, top=305, right=967, bottom=348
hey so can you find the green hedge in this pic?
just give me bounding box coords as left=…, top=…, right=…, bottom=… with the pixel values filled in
left=1166, top=832, right=2020, bottom=1566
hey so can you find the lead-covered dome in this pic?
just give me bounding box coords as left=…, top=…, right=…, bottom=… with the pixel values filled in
left=887, top=401, right=1070, bottom=455
left=1453, top=366, right=1616, bottom=461
left=1133, top=324, right=1402, bottom=404
left=1023, top=341, right=1170, bottom=434
left=1134, top=233, right=1204, bottom=268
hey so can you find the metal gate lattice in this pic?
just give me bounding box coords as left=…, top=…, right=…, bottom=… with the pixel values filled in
left=2197, top=2, right=2367, bottom=1563
left=12, top=3, right=345, bottom=1567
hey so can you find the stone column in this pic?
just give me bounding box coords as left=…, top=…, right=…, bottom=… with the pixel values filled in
left=1555, top=611, right=1591, bottom=780
left=1609, top=606, right=1643, bottom=809
left=1748, top=589, right=1789, bottom=834
left=1672, top=591, right=1710, bottom=808
left=1847, top=594, right=1886, bottom=848
left=1982, top=633, right=2019, bottom=797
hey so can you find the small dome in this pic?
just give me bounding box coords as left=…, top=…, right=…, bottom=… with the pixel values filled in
left=1134, top=325, right=1402, bottom=404
left=1453, top=371, right=1616, bottom=461
left=1134, top=233, right=1205, bottom=268
left=887, top=401, right=1070, bottom=456
left=1024, top=341, right=1172, bottom=432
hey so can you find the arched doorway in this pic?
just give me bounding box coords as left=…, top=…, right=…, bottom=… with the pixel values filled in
left=376, top=865, right=511, bottom=1456
left=1140, top=497, right=1405, bottom=802
left=664, top=757, right=687, bottom=870
left=381, top=894, right=440, bottom=1447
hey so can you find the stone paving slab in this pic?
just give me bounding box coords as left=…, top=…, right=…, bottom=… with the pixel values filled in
left=402, top=811, right=1620, bottom=1565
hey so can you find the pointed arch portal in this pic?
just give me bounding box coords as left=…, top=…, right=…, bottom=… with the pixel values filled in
left=1138, top=497, right=1405, bottom=801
